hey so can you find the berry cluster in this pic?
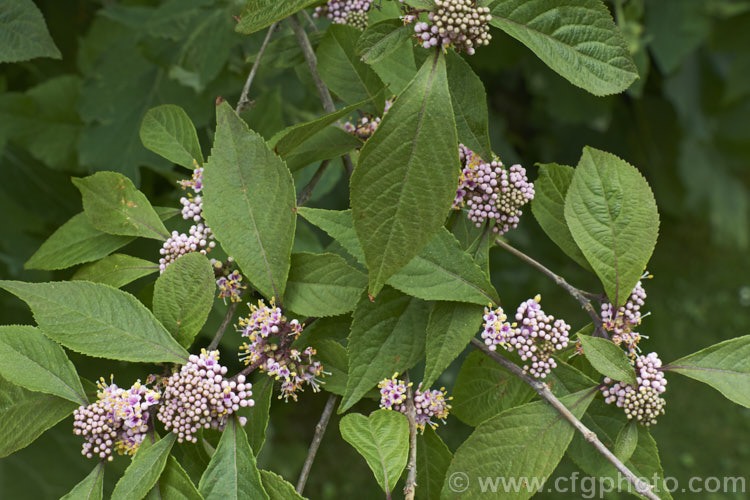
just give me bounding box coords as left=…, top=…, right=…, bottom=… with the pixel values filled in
left=156, top=350, right=254, bottom=443
left=378, top=375, right=452, bottom=431
left=238, top=299, right=325, bottom=401
left=601, top=352, right=667, bottom=426
left=601, top=276, right=649, bottom=356
left=343, top=98, right=394, bottom=141
left=482, top=295, right=571, bottom=378
left=72, top=378, right=160, bottom=460
left=313, top=0, right=372, bottom=29
left=453, top=144, right=534, bottom=235
left=412, top=0, right=492, bottom=54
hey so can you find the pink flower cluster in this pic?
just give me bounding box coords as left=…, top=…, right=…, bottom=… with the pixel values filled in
left=412, top=0, right=491, bottom=55
left=601, top=352, right=667, bottom=426
left=378, top=375, right=452, bottom=431
left=601, top=276, right=650, bottom=357
left=342, top=98, right=394, bottom=142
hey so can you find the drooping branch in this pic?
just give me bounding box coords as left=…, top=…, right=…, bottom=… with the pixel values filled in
left=296, top=394, right=338, bottom=494
left=236, top=22, right=279, bottom=114
left=403, top=373, right=418, bottom=500
left=470, top=338, right=661, bottom=500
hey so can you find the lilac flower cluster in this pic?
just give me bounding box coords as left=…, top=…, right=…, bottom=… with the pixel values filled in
left=412, top=0, right=492, bottom=54
left=313, top=0, right=372, bottom=29
left=238, top=299, right=325, bottom=401
left=73, top=378, right=160, bottom=460
left=601, top=276, right=649, bottom=356
left=378, top=375, right=452, bottom=431
left=343, top=98, right=394, bottom=141
left=482, top=295, right=571, bottom=378
left=156, top=350, right=254, bottom=443
left=159, top=165, right=216, bottom=273
left=601, top=352, right=667, bottom=426
left=212, top=257, right=247, bottom=303
left=453, top=144, right=534, bottom=235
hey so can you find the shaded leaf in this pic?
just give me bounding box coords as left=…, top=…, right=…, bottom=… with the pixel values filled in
left=72, top=254, right=158, bottom=288
left=259, top=470, right=304, bottom=500
left=357, top=20, right=412, bottom=65
left=112, top=434, right=176, bottom=500
left=238, top=376, right=273, bottom=456
left=140, top=104, right=203, bottom=168
left=236, top=0, right=318, bottom=34
left=60, top=462, right=104, bottom=500
left=0, top=0, right=61, bottom=63
left=445, top=51, right=491, bottom=160
left=149, top=456, right=203, bottom=500
left=614, top=420, right=638, bottom=463
left=578, top=334, right=637, bottom=386
left=416, top=427, right=452, bottom=500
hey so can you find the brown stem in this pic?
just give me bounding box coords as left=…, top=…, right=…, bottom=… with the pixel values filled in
left=208, top=299, right=241, bottom=351
left=236, top=22, right=278, bottom=114
left=470, top=338, right=661, bottom=500
left=403, top=373, right=418, bottom=500
left=296, top=394, right=338, bottom=494
left=297, top=159, right=332, bottom=206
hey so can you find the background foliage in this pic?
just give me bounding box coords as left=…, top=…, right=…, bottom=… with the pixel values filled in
left=0, top=0, right=749, bottom=498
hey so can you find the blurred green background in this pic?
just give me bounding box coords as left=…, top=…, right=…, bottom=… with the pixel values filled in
left=1, top=0, right=748, bottom=498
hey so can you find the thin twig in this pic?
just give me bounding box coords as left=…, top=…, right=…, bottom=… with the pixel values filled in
left=208, top=300, right=241, bottom=351
left=470, top=338, right=661, bottom=500
left=296, top=394, right=338, bottom=494
left=297, top=159, right=332, bottom=206
left=236, top=22, right=278, bottom=114
left=403, top=374, right=418, bottom=500
left=302, top=9, right=319, bottom=33
left=494, top=238, right=605, bottom=336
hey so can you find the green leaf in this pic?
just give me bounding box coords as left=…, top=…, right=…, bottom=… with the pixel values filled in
left=614, top=420, right=638, bottom=462
left=0, top=280, right=189, bottom=363
left=61, top=462, right=105, bottom=500
left=72, top=254, right=158, bottom=288
left=445, top=51, right=491, bottom=160
left=259, top=470, right=304, bottom=500
left=442, top=389, right=596, bottom=499
left=351, top=51, right=459, bottom=296
left=451, top=350, right=535, bottom=426
left=317, top=25, right=385, bottom=111
left=153, top=252, right=216, bottom=349
left=0, top=0, right=61, bottom=63
left=578, top=334, right=637, bottom=386
left=149, top=456, right=203, bottom=500
left=297, top=208, right=366, bottom=264
left=564, top=147, right=659, bottom=307
left=284, top=252, right=367, bottom=317
left=341, top=288, right=430, bottom=412
left=0, top=325, right=87, bottom=405
left=423, top=302, right=483, bottom=388
left=284, top=126, right=363, bottom=172
left=73, top=171, right=169, bottom=241
left=304, top=338, right=348, bottom=396
left=140, top=105, right=203, bottom=169
left=416, top=427, right=452, bottom=500
left=369, top=33, right=417, bottom=95
left=112, top=434, right=176, bottom=500
left=0, top=374, right=78, bottom=457
left=235, top=0, right=317, bottom=34
left=198, top=416, right=269, bottom=500
left=645, top=0, right=710, bottom=75
left=238, top=376, right=273, bottom=456
left=490, top=0, right=638, bottom=96
left=664, top=335, right=750, bottom=408
left=530, top=163, right=592, bottom=270
left=203, top=102, right=296, bottom=301
left=339, top=410, right=409, bottom=494
left=356, top=20, right=412, bottom=65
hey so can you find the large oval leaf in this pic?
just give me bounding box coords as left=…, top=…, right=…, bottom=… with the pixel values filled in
left=140, top=104, right=203, bottom=169
left=578, top=334, right=637, bottom=386
left=0, top=0, right=61, bottom=63
left=72, top=254, right=158, bottom=288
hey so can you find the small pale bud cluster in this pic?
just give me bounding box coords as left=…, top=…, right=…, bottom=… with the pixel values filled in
left=156, top=350, right=253, bottom=443
left=212, top=257, right=246, bottom=303
left=378, top=375, right=452, bottom=431
left=73, top=378, right=160, bottom=460
left=159, top=165, right=215, bottom=273
left=313, top=0, right=372, bottom=29
left=601, top=276, right=649, bottom=357
left=453, top=144, right=534, bottom=235
left=412, top=0, right=491, bottom=54
left=481, top=295, right=571, bottom=378
left=601, top=352, right=667, bottom=426
left=342, top=98, right=394, bottom=142
left=238, top=298, right=325, bottom=401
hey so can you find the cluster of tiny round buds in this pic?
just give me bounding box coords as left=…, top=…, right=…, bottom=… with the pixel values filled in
left=481, top=304, right=514, bottom=349
left=601, top=352, right=667, bottom=426
left=413, top=0, right=492, bottom=55
left=601, top=276, right=650, bottom=356
left=158, top=224, right=216, bottom=273
left=378, top=376, right=452, bottom=431
left=313, top=0, right=372, bottom=28
left=342, top=98, right=394, bottom=142
left=156, top=350, right=253, bottom=443
left=180, top=195, right=203, bottom=222
left=178, top=164, right=203, bottom=192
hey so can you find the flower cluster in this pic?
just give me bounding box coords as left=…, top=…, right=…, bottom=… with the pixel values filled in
left=343, top=98, right=394, bottom=141
left=212, top=257, right=247, bottom=303
left=156, top=350, right=254, bottom=443
left=159, top=165, right=215, bottom=273
left=601, top=276, right=649, bottom=356
left=378, top=375, right=451, bottom=431
left=238, top=299, right=325, bottom=401
left=313, top=0, right=372, bottom=29
left=412, top=0, right=492, bottom=54
left=73, top=378, right=160, bottom=460
left=482, top=295, right=571, bottom=378
left=601, top=352, right=667, bottom=426
left=453, top=144, right=534, bottom=235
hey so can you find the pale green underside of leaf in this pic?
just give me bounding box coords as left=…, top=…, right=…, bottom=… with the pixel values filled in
left=0, top=325, right=87, bottom=405
left=665, top=334, right=750, bottom=408
left=259, top=470, right=305, bottom=500
left=350, top=51, right=459, bottom=296
left=441, top=389, right=596, bottom=499
left=203, top=102, right=296, bottom=301
left=0, top=280, right=189, bottom=363
left=578, top=334, right=637, bottom=386
left=339, top=410, right=409, bottom=494
left=140, top=104, right=203, bottom=168
left=112, top=434, right=176, bottom=500
left=235, top=0, right=318, bottom=34
left=614, top=420, right=638, bottom=463
left=417, top=427, right=452, bottom=500
left=490, top=0, right=638, bottom=96
left=341, top=288, right=430, bottom=412
left=0, top=0, right=61, bottom=63
left=153, top=252, right=215, bottom=349
left=61, top=462, right=105, bottom=500
left=72, top=254, right=158, bottom=288
left=564, top=147, right=659, bottom=307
